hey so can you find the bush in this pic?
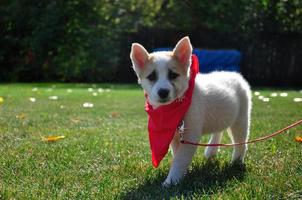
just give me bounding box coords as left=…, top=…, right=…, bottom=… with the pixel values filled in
left=0, top=0, right=119, bottom=82
left=0, top=0, right=301, bottom=82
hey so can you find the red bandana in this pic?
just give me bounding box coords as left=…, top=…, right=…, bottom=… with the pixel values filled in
left=145, top=55, right=199, bottom=168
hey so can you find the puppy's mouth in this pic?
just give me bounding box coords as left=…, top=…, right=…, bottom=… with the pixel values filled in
left=159, top=98, right=170, bottom=103
left=158, top=98, right=174, bottom=105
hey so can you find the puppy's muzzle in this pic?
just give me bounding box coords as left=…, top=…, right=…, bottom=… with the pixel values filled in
left=158, top=88, right=170, bottom=101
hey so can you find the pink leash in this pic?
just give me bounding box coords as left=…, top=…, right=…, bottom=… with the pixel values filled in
left=180, top=119, right=302, bottom=147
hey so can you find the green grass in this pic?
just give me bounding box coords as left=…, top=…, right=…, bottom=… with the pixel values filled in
left=0, top=84, right=302, bottom=199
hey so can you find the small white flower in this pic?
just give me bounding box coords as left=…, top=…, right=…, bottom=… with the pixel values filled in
left=270, top=93, right=278, bottom=97
left=60, top=105, right=65, bottom=109
left=32, top=87, right=38, bottom=92
left=29, top=97, right=36, bottom=102
left=67, top=89, right=73, bottom=93
left=105, top=89, right=111, bottom=92
left=280, top=92, right=288, bottom=97
left=49, top=96, right=58, bottom=100
left=92, top=92, right=98, bottom=96
left=262, top=98, right=270, bottom=102
left=293, top=98, right=302, bottom=102
left=98, top=88, right=104, bottom=93
left=258, top=95, right=264, bottom=100
left=88, top=88, right=94, bottom=92
left=254, top=91, right=260, bottom=96
left=83, top=102, right=94, bottom=108
left=47, top=88, right=53, bottom=92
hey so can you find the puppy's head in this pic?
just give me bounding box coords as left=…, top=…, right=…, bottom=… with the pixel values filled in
left=130, top=36, right=192, bottom=107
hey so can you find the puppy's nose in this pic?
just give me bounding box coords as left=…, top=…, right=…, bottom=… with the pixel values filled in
left=158, top=88, right=170, bottom=99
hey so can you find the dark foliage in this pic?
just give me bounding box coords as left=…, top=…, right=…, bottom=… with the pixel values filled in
left=0, top=0, right=301, bottom=85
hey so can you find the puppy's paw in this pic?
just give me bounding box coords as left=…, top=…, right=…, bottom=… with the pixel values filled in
left=204, top=146, right=219, bottom=159
left=162, top=177, right=179, bottom=188
left=231, top=157, right=245, bottom=166
left=162, top=180, right=171, bottom=188
left=231, top=156, right=244, bottom=164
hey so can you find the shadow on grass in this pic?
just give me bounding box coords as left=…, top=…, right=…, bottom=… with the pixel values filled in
left=121, top=159, right=247, bottom=199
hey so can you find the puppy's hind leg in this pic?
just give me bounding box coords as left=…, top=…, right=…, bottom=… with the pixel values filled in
left=229, top=120, right=249, bottom=163
left=229, top=88, right=251, bottom=163
left=204, top=132, right=223, bottom=159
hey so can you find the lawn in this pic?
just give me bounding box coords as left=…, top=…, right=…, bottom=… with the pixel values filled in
left=0, top=83, right=301, bottom=199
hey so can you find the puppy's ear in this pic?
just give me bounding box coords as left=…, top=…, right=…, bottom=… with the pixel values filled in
left=173, top=36, right=192, bottom=67
left=130, top=43, right=149, bottom=70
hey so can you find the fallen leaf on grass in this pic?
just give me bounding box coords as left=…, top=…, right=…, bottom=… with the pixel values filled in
left=110, top=112, right=120, bottom=118
left=280, top=92, right=288, bottom=97
left=71, top=118, right=80, bottom=123
left=0, top=97, right=4, bottom=104
left=42, top=135, right=65, bottom=142
left=295, top=136, right=302, bottom=143
left=49, top=96, right=58, bottom=100
left=270, top=93, right=278, bottom=97
left=67, top=89, right=73, bottom=93
left=29, top=97, right=36, bottom=102
left=16, top=113, right=27, bottom=120
left=83, top=102, right=94, bottom=108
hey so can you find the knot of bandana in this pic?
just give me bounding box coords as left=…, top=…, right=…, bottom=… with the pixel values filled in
left=145, top=54, right=199, bottom=167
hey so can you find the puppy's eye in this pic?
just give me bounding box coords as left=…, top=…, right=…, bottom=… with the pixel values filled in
left=168, top=70, right=179, bottom=80
left=147, top=71, right=157, bottom=81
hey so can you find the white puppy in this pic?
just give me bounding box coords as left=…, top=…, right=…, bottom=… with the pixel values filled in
left=130, top=36, right=251, bottom=186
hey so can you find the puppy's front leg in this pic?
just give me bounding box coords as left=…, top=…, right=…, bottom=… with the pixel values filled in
left=170, top=132, right=180, bottom=157
left=163, top=125, right=201, bottom=186
left=163, top=144, right=197, bottom=186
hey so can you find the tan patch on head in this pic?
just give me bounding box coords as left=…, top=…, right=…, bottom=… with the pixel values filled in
left=168, top=56, right=189, bottom=76
left=137, top=52, right=166, bottom=77
left=138, top=56, right=157, bottom=78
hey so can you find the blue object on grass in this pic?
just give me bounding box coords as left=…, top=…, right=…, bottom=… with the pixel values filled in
left=153, top=48, right=241, bottom=73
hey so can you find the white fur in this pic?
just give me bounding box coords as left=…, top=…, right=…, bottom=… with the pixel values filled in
left=164, top=71, right=251, bottom=186
left=130, top=37, right=252, bottom=186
